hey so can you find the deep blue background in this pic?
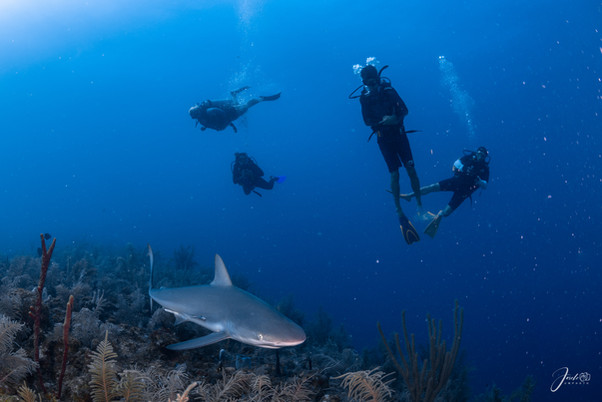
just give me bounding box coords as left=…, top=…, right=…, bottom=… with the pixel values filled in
left=1, top=1, right=600, bottom=399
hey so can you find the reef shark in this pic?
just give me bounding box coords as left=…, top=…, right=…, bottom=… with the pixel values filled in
left=148, top=245, right=306, bottom=350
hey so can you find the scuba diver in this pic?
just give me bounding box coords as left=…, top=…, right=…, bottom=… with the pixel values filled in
left=399, top=146, right=490, bottom=238
left=231, top=152, right=283, bottom=196
left=353, top=63, right=423, bottom=245
left=189, top=86, right=281, bottom=133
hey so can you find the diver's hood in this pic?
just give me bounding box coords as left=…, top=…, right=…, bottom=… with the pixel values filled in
left=348, top=64, right=390, bottom=99
left=189, top=105, right=201, bottom=118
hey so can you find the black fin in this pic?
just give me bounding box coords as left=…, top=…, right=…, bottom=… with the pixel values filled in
left=261, top=93, right=281, bottom=101
left=399, top=216, right=420, bottom=245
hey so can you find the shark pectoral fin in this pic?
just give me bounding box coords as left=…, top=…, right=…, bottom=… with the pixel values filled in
left=166, top=332, right=230, bottom=350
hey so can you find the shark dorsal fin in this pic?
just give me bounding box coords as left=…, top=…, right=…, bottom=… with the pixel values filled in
left=211, top=254, right=233, bottom=287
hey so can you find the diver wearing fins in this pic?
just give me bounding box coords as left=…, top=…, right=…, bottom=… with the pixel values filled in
left=231, top=152, right=284, bottom=196
left=400, top=147, right=490, bottom=238
left=189, top=86, right=281, bottom=133
left=354, top=63, right=423, bottom=245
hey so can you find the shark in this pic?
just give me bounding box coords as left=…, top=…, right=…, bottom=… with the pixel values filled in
left=148, top=245, right=306, bottom=350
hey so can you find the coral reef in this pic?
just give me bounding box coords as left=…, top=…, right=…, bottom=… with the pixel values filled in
left=377, top=301, right=464, bottom=402
left=0, top=314, right=38, bottom=390
left=474, top=375, right=535, bottom=402
left=0, top=239, right=360, bottom=401
left=333, top=367, right=395, bottom=401
left=0, top=238, right=509, bottom=401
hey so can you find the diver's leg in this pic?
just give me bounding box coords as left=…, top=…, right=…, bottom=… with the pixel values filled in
left=400, top=183, right=440, bottom=201
left=441, top=204, right=453, bottom=217
left=397, top=132, right=422, bottom=208
left=259, top=92, right=281, bottom=101
left=390, top=170, right=404, bottom=218
left=442, top=189, right=465, bottom=217
left=420, top=183, right=441, bottom=196
left=425, top=204, right=450, bottom=238
left=392, top=169, right=420, bottom=243
left=230, top=86, right=250, bottom=98
left=434, top=205, right=454, bottom=219
left=254, top=177, right=276, bottom=191
left=244, top=98, right=262, bottom=109
left=236, top=93, right=280, bottom=117
left=233, top=99, right=261, bottom=117
left=405, top=165, right=422, bottom=208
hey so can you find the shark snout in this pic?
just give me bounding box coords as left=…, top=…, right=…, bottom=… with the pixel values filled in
left=286, top=324, right=307, bottom=345
left=275, top=336, right=306, bottom=347
left=268, top=322, right=306, bottom=348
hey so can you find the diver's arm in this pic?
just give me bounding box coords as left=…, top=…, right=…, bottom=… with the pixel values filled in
left=232, top=167, right=240, bottom=184
left=391, top=88, right=409, bottom=119
left=379, top=88, right=407, bottom=125
left=360, top=98, right=379, bottom=128
left=477, top=166, right=490, bottom=188
left=482, top=166, right=490, bottom=182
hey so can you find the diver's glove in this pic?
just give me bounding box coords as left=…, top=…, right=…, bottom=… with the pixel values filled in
left=453, top=159, right=464, bottom=172
left=379, top=115, right=400, bottom=126
left=477, top=177, right=488, bottom=189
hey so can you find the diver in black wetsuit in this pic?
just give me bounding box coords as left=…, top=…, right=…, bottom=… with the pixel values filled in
left=189, top=86, right=281, bottom=133
left=356, top=64, right=422, bottom=245
left=231, top=152, right=281, bottom=196
left=400, top=146, right=490, bottom=238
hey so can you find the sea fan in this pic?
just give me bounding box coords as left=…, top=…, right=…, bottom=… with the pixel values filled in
left=155, top=366, right=189, bottom=401
left=271, top=375, right=315, bottom=402
left=118, top=369, right=147, bottom=402
left=0, top=315, right=38, bottom=389
left=197, top=370, right=249, bottom=401
left=17, top=382, right=39, bottom=402
left=0, top=288, right=21, bottom=319
left=88, top=330, right=119, bottom=402
left=334, top=367, right=395, bottom=402
left=249, top=374, right=274, bottom=401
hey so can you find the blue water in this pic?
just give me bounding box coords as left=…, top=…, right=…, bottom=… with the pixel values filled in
left=1, top=1, right=600, bottom=400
